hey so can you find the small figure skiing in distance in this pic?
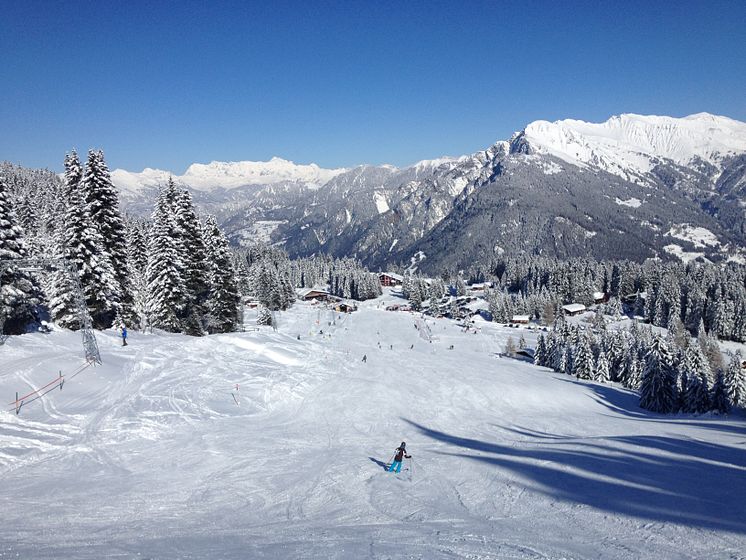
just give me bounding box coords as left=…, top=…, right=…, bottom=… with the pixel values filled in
left=121, top=326, right=128, bottom=346
left=388, top=442, right=411, bottom=473
left=362, top=354, right=367, bottom=363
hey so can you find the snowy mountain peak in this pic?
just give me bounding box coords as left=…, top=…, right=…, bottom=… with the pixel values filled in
left=182, top=157, right=346, bottom=189
left=112, top=158, right=347, bottom=194
left=521, top=113, right=746, bottom=180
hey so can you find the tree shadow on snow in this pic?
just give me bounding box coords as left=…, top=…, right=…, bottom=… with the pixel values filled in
left=553, top=375, right=746, bottom=437
left=403, top=418, right=746, bottom=534
left=368, top=457, right=390, bottom=471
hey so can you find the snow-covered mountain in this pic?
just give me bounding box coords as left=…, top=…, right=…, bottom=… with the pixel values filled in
left=111, top=156, right=347, bottom=194
left=519, top=113, right=746, bottom=183
left=110, top=113, right=746, bottom=269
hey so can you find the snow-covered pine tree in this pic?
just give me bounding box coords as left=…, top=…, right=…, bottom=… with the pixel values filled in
left=573, top=333, right=594, bottom=380
left=409, top=283, right=423, bottom=311
left=257, top=304, right=272, bottom=326
left=455, top=277, right=467, bottom=297
left=124, top=218, right=150, bottom=330
left=0, top=176, right=38, bottom=333
left=504, top=336, right=517, bottom=356
left=710, top=371, right=731, bottom=414
left=639, top=335, right=677, bottom=413
left=619, top=347, right=643, bottom=390
left=682, top=365, right=709, bottom=413
left=202, top=215, right=239, bottom=333
left=594, top=348, right=611, bottom=383
left=46, top=152, right=84, bottom=328
left=61, top=174, right=118, bottom=329
left=534, top=333, right=547, bottom=366
left=145, top=192, right=188, bottom=332
left=175, top=189, right=209, bottom=305
left=80, top=149, right=132, bottom=323
left=680, top=343, right=712, bottom=413
left=723, top=351, right=745, bottom=408
left=604, top=296, right=623, bottom=320
left=561, top=344, right=573, bottom=375
left=591, top=307, right=606, bottom=331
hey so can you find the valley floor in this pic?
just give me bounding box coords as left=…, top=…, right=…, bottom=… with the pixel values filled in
left=1, top=296, right=745, bottom=559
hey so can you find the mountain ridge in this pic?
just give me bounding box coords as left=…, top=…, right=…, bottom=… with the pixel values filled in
left=107, top=112, right=746, bottom=269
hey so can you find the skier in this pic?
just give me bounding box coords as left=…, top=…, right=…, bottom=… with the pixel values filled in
left=121, top=326, right=128, bottom=346
left=362, top=354, right=367, bottom=363
left=388, top=442, right=411, bottom=473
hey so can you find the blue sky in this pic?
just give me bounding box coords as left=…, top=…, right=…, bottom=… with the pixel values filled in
left=1, top=0, right=745, bottom=172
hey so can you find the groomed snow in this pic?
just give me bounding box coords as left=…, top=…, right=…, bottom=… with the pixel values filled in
left=1, top=297, right=745, bottom=558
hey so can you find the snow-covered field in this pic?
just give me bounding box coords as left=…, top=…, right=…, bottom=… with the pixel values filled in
left=1, top=296, right=745, bottom=559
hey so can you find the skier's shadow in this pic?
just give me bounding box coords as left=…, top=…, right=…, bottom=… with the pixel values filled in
left=368, top=457, right=389, bottom=471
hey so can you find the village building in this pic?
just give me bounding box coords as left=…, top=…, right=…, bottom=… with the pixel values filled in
left=593, top=291, right=608, bottom=304
left=295, top=287, right=331, bottom=302
left=379, top=272, right=404, bottom=286
left=562, top=303, right=587, bottom=316
left=334, top=302, right=357, bottom=313
left=512, top=314, right=530, bottom=324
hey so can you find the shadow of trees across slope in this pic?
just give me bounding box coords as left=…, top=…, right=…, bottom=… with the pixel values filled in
left=404, top=418, right=746, bottom=534
left=553, top=375, right=746, bottom=436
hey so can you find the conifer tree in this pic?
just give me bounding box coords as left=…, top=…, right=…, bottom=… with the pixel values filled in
left=80, top=150, right=132, bottom=323
left=534, top=333, right=547, bottom=366
left=573, top=333, right=594, bottom=380
left=639, top=335, right=677, bottom=413
left=710, top=371, right=731, bottom=414
left=256, top=304, right=272, bottom=326
left=47, top=152, right=84, bottom=328
left=561, top=344, right=573, bottom=375
left=0, top=177, right=38, bottom=333
left=174, top=188, right=209, bottom=319
left=202, top=215, right=239, bottom=333
left=145, top=193, right=188, bottom=332
left=723, top=351, right=745, bottom=407
left=60, top=175, right=118, bottom=329
left=594, top=348, right=611, bottom=383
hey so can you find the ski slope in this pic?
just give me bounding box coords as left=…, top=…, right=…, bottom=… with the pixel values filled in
left=1, top=296, right=745, bottom=559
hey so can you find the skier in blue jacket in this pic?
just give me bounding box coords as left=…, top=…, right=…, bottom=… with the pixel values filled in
left=121, top=326, right=128, bottom=346
left=389, top=442, right=411, bottom=473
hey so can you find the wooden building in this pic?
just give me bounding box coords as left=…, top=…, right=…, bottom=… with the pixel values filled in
left=296, top=288, right=331, bottom=302
left=379, top=272, right=404, bottom=286
left=562, top=303, right=587, bottom=316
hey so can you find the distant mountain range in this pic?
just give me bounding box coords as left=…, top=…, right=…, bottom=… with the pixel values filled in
left=112, top=113, right=746, bottom=272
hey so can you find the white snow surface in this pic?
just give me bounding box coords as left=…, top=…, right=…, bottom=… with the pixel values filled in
left=615, top=196, right=642, bottom=208
left=373, top=192, right=390, bottom=214
left=523, top=113, right=746, bottom=179
left=111, top=157, right=347, bottom=193
left=664, top=243, right=706, bottom=263
left=1, top=298, right=745, bottom=558
left=666, top=224, right=720, bottom=248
